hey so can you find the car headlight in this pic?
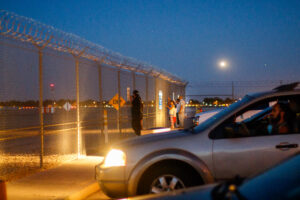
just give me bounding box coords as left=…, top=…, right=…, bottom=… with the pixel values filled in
left=103, top=149, right=126, bottom=168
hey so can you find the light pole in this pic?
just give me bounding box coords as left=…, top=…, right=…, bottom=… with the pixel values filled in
left=50, top=83, right=55, bottom=106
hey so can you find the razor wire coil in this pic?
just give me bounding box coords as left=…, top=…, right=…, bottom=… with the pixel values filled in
left=0, top=10, right=186, bottom=85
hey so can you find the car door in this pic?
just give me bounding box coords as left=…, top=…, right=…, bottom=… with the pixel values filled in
left=212, top=133, right=299, bottom=180
left=211, top=96, right=300, bottom=180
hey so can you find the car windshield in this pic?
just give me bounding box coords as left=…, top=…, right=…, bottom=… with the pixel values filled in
left=242, top=107, right=272, bottom=124
left=193, top=95, right=254, bottom=133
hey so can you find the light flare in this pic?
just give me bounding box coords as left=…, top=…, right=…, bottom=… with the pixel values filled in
left=103, top=149, right=126, bottom=168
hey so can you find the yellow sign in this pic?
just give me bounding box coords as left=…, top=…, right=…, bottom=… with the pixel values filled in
left=109, top=94, right=126, bottom=110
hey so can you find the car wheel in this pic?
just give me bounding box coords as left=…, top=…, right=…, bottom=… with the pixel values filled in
left=138, top=165, right=200, bottom=195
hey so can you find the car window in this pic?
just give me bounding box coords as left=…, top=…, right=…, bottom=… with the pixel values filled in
left=209, top=94, right=300, bottom=139
left=193, top=95, right=253, bottom=133
left=235, top=101, right=277, bottom=123
left=235, top=110, right=263, bottom=122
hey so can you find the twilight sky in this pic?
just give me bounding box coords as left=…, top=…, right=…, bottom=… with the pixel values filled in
left=1, top=0, right=300, bottom=83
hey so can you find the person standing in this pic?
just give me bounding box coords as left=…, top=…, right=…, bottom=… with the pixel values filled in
left=166, top=97, right=172, bottom=122
left=176, top=98, right=180, bottom=127
left=131, top=90, right=143, bottom=136
left=178, top=96, right=186, bottom=128
left=169, top=101, right=177, bottom=129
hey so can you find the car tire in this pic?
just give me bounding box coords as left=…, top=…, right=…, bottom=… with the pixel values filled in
left=138, top=164, right=201, bottom=195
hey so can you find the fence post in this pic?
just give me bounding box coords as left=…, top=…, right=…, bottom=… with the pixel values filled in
left=117, top=68, right=121, bottom=134
left=98, top=63, right=103, bottom=134
left=103, top=109, right=108, bottom=143
left=145, top=75, right=149, bottom=129
left=28, top=36, right=52, bottom=168
left=132, top=71, right=136, bottom=91
left=68, top=48, right=86, bottom=158
left=184, top=83, right=187, bottom=98
left=232, top=81, right=234, bottom=100
left=75, top=58, right=81, bottom=157
left=38, top=49, right=44, bottom=167
left=154, top=77, right=157, bottom=127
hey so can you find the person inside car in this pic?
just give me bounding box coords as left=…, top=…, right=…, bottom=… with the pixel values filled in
left=269, top=102, right=295, bottom=134
left=289, top=97, right=300, bottom=133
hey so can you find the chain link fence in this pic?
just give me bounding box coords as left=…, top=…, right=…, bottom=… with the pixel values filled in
left=0, top=10, right=186, bottom=180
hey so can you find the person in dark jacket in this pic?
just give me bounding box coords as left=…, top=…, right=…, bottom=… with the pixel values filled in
left=131, top=90, right=143, bottom=136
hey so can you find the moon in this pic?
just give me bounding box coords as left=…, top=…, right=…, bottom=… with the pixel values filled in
left=219, top=61, right=227, bottom=68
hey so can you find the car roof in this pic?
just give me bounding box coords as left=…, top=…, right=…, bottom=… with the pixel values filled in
left=246, top=82, right=300, bottom=99
left=247, top=89, right=300, bottom=100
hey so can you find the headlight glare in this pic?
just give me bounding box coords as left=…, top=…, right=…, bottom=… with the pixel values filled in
left=103, top=149, right=126, bottom=168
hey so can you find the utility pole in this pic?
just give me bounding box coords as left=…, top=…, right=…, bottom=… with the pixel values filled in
left=232, top=81, right=234, bottom=100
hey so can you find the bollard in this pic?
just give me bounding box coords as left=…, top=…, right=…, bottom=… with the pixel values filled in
left=0, top=180, right=7, bottom=200
left=103, top=109, right=108, bottom=144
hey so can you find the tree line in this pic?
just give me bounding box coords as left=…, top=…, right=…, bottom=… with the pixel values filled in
left=190, top=97, right=235, bottom=105
left=0, top=99, right=154, bottom=107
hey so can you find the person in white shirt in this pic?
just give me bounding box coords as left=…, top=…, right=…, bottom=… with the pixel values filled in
left=177, top=96, right=185, bottom=128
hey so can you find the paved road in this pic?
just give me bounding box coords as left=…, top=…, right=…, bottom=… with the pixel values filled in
left=6, top=157, right=104, bottom=200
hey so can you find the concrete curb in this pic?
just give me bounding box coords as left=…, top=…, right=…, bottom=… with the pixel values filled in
left=65, top=182, right=100, bottom=200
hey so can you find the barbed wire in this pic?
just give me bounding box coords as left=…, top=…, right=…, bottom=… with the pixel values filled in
left=0, top=10, right=186, bottom=85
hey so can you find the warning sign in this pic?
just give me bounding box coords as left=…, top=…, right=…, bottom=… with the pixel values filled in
left=109, top=94, right=126, bottom=110
left=63, top=102, right=71, bottom=111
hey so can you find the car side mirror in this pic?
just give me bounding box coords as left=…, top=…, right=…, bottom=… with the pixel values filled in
left=184, top=109, right=196, bottom=129
left=184, top=117, right=196, bottom=129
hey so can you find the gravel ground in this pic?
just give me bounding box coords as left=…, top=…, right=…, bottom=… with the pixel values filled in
left=0, top=153, right=77, bottom=181
left=0, top=125, right=139, bottom=182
